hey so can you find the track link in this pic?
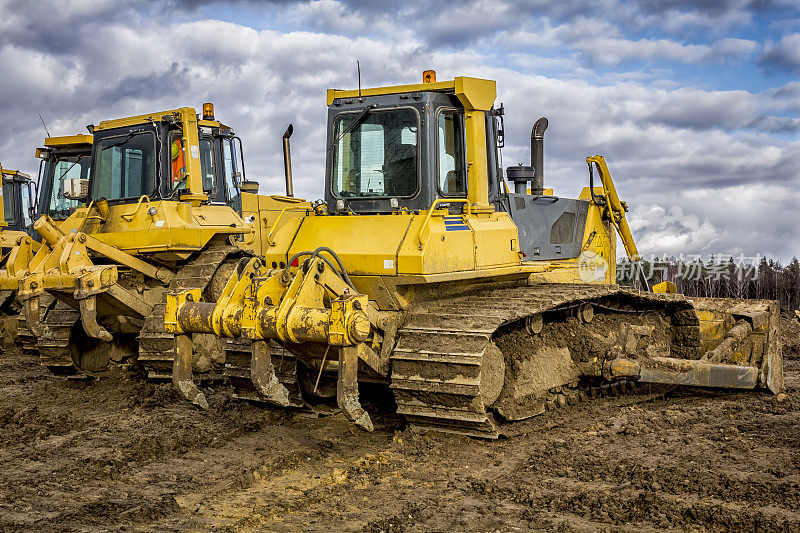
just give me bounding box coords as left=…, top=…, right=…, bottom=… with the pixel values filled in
left=137, top=243, right=241, bottom=381
left=390, top=283, right=696, bottom=438
left=16, top=294, right=55, bottom=353
left=37, top=301, right=81, bottom=376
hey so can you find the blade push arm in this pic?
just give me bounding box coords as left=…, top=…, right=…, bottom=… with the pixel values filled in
left=586, top=155, right=648, bottom=290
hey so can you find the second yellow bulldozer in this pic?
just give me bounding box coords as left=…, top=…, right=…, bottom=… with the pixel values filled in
left=163, top=73, right=783, bottom=437
left=15, top=104, right=305, bottom=377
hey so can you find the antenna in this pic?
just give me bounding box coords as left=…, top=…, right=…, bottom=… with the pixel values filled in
left=357, top=60, right=362, bottom=98
left=38, top=114, right=51, bottom=137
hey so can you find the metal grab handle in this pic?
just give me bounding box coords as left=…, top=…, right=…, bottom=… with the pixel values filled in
left=417, top=198, right=472, bottom=248
left=121, top=195, right=151, bottom=221
left=530, top=195, right=559, bottom=203
left=266, top=206, right=307, bottom=246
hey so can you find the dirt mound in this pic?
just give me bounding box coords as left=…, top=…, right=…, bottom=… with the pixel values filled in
left=779, top=310, right=800, bottom=360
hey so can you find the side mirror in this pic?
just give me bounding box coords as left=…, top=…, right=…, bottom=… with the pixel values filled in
left=61, top=178, right=89, bottom=202
left=240, top=180, right=258, bottom=193
left=62, top=177, right=89, bottom=201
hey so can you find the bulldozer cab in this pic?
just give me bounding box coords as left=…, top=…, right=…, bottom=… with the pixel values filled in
left=0, top=167, right=35, bottom=234
left=34, top=135, right=93, bottom=223
left=325, top=80, right=501, bottom=214
left=86, top=105, right=244, bottom=212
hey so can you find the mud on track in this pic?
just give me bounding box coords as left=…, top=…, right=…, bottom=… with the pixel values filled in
left=0, top=316, right=798, bottom=532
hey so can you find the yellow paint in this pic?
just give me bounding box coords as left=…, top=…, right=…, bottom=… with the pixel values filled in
left=586, top=155, right=639, bottom=263
left=327, top=76, right=496, bottom=109
left=43, top=134, right=92, bottom=148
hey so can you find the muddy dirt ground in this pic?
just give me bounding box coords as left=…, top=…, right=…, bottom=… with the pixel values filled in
left=0, top=317, right=798, bottom=532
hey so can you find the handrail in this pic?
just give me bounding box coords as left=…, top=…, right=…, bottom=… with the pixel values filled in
left=81, top=200, right=107, bottom=226
left=121, top=195, right=151, bottom=221
left=266, top=206, right=307, bottom=246
left=417, top=198, right=472, bottom=249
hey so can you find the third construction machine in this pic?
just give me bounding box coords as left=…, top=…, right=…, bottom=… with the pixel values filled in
left=0, top=161, right=36, bottom=335
left=4, top=134, right=93, bottom=348
left=165, top=73, right=782, bottom=437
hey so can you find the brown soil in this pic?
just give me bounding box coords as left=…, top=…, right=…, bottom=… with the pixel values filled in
left=0, top=316, right=798, bottom=532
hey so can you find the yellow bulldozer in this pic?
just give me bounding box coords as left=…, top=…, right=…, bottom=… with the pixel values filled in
left=0, top=163, right=35, bottom=250
left=161, top=73, right=782, bottom=437
left=0, top=160, right=39, bottom=339
left=13, top=105, right=308, bottom=376
left=0, top=134, right=94, bottom=349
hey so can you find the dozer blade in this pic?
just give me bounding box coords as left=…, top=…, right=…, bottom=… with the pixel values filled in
left=693, top=298, right=783, bottom=394
left=591, top=298, right=782, bottom=394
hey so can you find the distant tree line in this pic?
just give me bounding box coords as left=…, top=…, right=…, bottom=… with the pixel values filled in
left=617, top=255, right=800, bottom=311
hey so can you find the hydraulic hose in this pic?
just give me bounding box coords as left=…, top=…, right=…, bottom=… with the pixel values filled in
left=285, top=247, right=357, bottom=291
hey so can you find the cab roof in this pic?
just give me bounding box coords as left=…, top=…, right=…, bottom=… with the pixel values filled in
left=44, top=134, right=93, bottom=148
left=1, top=168, right=32, bottom=181
left=95, top=107, right=230, bottom=131
left=326, top=76, right=497, bottom=111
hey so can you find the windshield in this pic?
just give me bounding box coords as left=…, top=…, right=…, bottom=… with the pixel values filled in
left=92, top=131, right=156, bottom=200
left=332, top=108, right=418, bottom=198
left=50, top=155, right=90, bottom=219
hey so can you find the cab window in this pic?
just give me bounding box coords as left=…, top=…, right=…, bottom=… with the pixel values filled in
left=93, top=131, right=156, bottom=200
left=222, top=139, right=240, bottom=204
left=332, top=108, right=418, bottom=198
left=199, top=137, right=215, bottom=193
left=437, top=109, right=467, bottom=196
left=50, top=156, right=88, bottom=219
left=20, top=183, right=31, bottom=228
left=2, top=182, right=14, bottom=225
left=170, top=133, right=187, bottom=191
left=170, top=133, right=216, bottom=195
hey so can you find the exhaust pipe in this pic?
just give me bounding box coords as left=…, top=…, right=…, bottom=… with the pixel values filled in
left=530, top=117, right=548, bottom=195
left=282, top=124, right=294, bottom=197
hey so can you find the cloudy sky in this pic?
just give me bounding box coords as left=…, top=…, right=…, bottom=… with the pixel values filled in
left=0, top=0, right=798, bottom=261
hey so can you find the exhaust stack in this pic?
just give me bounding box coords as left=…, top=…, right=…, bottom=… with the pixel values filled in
left=282, top=124, right=294, bottom=197
left=530, top=117, right=548, bottom=195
